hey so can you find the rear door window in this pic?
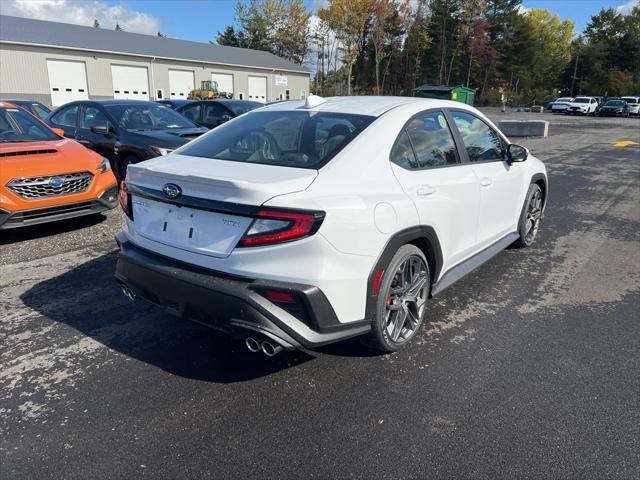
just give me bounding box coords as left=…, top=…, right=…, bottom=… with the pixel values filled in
left=50, top=105, right=79, bottom=127
left=80, top=106, right=109, bottom=129
left=180, top=111, right=375, bottom=169
left=204, top=103, right=232, bottom=126
left=390, top=111, right=459, bottom=169
left=179, top=104, right=202, bottom=123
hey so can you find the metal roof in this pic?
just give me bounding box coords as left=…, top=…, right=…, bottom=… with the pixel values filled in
left=0, top=15, right=310, bottom=74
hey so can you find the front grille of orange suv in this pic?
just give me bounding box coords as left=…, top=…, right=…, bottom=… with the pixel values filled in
left=7, top=172, right=94, bottom=199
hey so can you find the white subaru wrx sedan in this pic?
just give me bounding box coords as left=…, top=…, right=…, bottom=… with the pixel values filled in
left=115, top=96, right=547, bottom=355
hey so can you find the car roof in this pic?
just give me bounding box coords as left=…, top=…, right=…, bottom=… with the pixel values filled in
left=187, top=99, right=261, bottom=104
left=1, top=99, right=48, bottom=106
left=257, top=96, right=467, bottom=117
left=84, top=99, right=161, bottom=106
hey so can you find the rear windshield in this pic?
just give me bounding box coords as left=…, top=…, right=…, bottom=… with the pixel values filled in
left=605, top=101, right=624, bottom=106
left=621, top=97, right=639, bottom=104
left=0, top=107, right=58, bottom=142
left=222, top=101, right=262, bottom=116
left=179, top=111, right=375, bottom=169
left=105, top=104, right=196, bottom=131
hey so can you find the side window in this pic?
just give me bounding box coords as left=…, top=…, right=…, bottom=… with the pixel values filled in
left=50, top=105, right=79, bottom=127
left=180, top=104, right=201, bottom=123
left=451, top=111, right=506, bottom=162
left=405, top=111, right=459, bottom=168
left=80, top=106, right=108, bottom=129
left=204, top=103, right=232, bottom=126
left=390, top=130, right=418, bottom=169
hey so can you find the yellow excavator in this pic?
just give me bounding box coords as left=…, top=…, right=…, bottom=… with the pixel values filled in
left=188, top=80, right=232, bottom=100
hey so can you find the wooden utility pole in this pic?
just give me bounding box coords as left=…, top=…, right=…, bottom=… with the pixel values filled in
left=570, top=44, right=580, bottom=97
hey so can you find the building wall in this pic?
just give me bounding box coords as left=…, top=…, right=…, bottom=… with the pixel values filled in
left=0, top=43, right=310, bottom=107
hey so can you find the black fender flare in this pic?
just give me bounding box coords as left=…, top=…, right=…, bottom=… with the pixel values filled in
left=530, top=173, right=548, bottom=209
left=364, top=226, right=443, bottom=320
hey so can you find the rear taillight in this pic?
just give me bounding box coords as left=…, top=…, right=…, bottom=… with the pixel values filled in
left=238, top=208, right=325, bottom=247
left=118, top=186, right=133, bottom=220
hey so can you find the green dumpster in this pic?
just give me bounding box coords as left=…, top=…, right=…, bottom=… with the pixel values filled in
left=413, top=85, right=476, bottom=106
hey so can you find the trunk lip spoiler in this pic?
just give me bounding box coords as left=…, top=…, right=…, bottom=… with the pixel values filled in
left=124, top=182, right=260, bottom=218
left=124, top=182, right=325, bottom=220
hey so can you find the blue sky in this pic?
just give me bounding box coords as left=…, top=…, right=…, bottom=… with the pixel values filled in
left=3, top=0, right=638, bottom=43
left=125, top=0, right=637, bottom=40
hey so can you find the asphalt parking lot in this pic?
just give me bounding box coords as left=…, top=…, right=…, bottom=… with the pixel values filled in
left=1, top=112, right=639, bottom=479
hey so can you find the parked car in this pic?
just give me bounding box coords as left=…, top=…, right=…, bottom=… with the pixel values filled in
left=175, top=99, right=262, bottom=129
left=1, top=99, right=51, bottom=120
left=598, top=99, right=630, bottom=117
left=45, top=100, right=208, bottom=181
left=0, top=102, right=117, bottom=229
left=620, top=96, right=640, bottom=116
left=114, top=96, right=547, bottom=355
left=566, top=96, right=599, bottom=115
left=550, top=97, right=574, bottom=113
left=156, top=99, right=193, bottom=109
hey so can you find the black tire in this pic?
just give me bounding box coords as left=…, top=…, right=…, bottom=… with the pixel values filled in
left=116, top=155, right=137, bottom=183
left=513, top=183, right=543, bottom=248
left=363, top=245, right=430, bottom=353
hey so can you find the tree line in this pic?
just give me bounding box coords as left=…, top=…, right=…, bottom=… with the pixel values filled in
left=217, top=0, right=640, bottom=105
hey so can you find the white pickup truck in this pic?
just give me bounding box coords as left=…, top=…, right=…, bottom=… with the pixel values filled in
left=566, top=96, right=599, bottom=115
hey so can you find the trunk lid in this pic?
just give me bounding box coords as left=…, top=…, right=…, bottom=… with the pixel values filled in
left=126, top=153, right=318, bottom=258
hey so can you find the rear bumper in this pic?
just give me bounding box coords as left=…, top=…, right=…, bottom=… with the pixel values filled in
left=0, top=186, right=118, bottom=229
left=114, top=235, right=371, bottom=350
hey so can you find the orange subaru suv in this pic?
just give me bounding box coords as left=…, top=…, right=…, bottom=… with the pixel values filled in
left=0, top=102, right=118, bottom=230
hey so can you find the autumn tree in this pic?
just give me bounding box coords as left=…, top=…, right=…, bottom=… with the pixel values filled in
left=370, top=0, right=396, bottom=94
left=318, top=0, right=375, bottom=95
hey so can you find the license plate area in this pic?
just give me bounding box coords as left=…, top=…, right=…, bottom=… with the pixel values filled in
left=131, top=196, right=252, bottom=257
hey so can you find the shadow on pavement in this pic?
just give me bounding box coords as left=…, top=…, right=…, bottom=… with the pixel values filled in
left=0, top=213, right=107, bottom=245
left=20, top=251, right=317, bottom=383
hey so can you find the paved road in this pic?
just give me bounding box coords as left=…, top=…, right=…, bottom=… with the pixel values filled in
left=1, top=114, right=639, bottom=479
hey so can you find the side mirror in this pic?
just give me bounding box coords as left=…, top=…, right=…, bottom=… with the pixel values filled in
left=507, top=144, right=528, bottom=163
left=51, top=127, right=65, bottom=137
left=91, top=125, right=113, bottom=136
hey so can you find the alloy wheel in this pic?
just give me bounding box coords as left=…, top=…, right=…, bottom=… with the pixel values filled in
left=384, top=255, right=429, bottom=344
left=524, top=189, right=542, bottom=243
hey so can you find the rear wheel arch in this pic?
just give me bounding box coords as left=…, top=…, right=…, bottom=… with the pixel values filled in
left=364, top=226, right=443, bottom=320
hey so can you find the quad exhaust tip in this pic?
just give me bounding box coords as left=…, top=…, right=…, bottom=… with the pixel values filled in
left=245, top=336, right=261, bottom=353
left=120, top=284, right=137, bottom=301
left=261, top=340, right=283, bottom=357
left=245, top=336, right=284, bottom=356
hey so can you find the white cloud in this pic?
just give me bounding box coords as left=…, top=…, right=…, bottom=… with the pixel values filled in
left=617, top=0, right=639, bottom=14
left=1, top=0, right=162, bottom=35
left=517, top=4, right=531, bottom=15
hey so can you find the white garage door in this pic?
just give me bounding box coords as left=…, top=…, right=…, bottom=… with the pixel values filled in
left=111, top=65, right=149, bottom=100
left=248, top=76, right=267, bottom=103
left=46, top=60, right=89, bottom=107
left=169, top=69, right=194, bottom=99
left=212, top=73, right=234, bottom=98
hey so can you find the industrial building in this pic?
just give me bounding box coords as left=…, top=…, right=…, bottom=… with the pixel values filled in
left=0, top=15, right=310, bottom=107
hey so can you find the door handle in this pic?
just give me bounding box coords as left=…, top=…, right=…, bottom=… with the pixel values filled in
left=416, top=185, right=435, bottom=196
left=480, top=177, right=492, bottom=187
